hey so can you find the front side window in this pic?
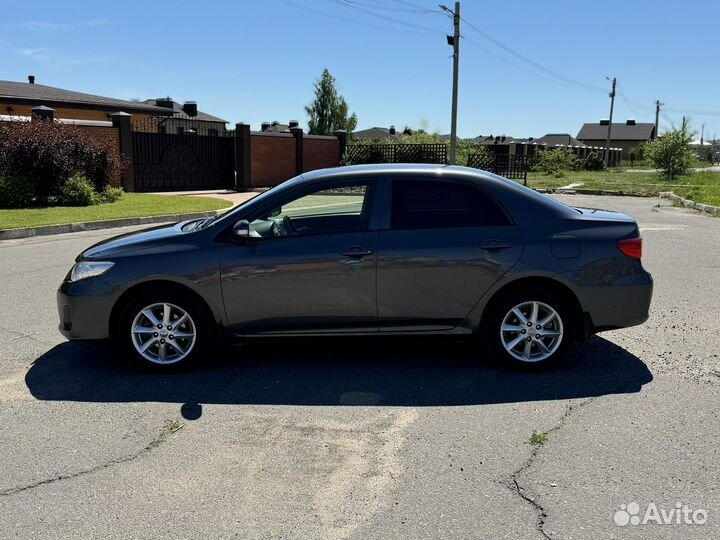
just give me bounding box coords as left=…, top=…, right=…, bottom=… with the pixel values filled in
left=391, top=179, right=511, bottom=230
left=249, top=181, right=374, bottom=238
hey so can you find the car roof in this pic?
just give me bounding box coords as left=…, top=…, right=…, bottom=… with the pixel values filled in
left=300, top=164, right=581, bottom=220
left=212, top=163, right=579, bottom=230
left=301, top=163, right=456, bottom=180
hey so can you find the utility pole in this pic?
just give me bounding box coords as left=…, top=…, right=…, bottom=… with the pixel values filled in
left=654, top=100, right=663, bottom=139
left=440, top=2, right=460, bottom=165
left=701, top=123, right=705, bottom=145
left=604, top=77, right=616, bottom=165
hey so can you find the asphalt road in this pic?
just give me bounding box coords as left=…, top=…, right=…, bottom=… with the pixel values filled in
left=0, top=194, right=718, bottom=540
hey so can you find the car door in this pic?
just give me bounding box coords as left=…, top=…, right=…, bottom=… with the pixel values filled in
left=221, top=177, right=382, bottom=335
left=377, top=177, right=523, bottom=331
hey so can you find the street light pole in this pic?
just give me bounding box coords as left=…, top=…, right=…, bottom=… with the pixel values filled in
left=604, top=77, right=616, bottom=165
left=441, top=2, right=461, bottom=165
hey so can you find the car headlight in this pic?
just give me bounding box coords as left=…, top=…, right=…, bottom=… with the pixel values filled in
left=70, top=261, right=114, bottom=282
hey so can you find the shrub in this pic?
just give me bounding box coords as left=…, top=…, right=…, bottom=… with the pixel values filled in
left=535, top=148, right=577, bottom=177
left=97, top=185, right=124, bottom=204
left=644, top=124, right=694, bottom=179
left=627, top=142, right=646, bottom=164
left=0, top=119, right=124, bottom=202
left=582, top=151, right=606, bottom=171
left=0, top=175, right=34, bottom=208
left=59, top=174, right=98, bottom=206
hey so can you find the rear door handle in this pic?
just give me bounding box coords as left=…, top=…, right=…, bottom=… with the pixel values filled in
left=341, top=247, right=374, bottom=258
left=480, top=240, right=512, bottom=250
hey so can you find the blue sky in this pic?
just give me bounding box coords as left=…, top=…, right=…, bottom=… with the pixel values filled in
left=2, top=0, right=720, bottom=139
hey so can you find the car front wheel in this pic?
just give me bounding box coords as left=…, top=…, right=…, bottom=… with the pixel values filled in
left=117, top=289, right=211, bottom=370
left=485, top=288, right=574, bottom=369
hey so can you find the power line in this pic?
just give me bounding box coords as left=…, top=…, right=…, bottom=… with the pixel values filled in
left=327, top=0, right=443, bottom=33
left=616, top=90, right=655, bottom=114
left=461, top=34, right=598, bottom=91
left=388, top=0, right=440, bottom=12
left=278, top=0, right=430, bottom=34
left=459, top=15, right=606, bottom=93
left=345, top=0, right=442, bottom=14
left=665, top=106, right=720, bottom=116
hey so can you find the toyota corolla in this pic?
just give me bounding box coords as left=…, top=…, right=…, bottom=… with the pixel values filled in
left=58, top=164, right=653, bottom=370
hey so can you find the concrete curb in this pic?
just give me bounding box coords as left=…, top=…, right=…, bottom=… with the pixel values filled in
left=0, top=210, right=221, bottom=241
left=659, top=192, right=720, bottom=216
left=537, top=187, right=720, bottom=216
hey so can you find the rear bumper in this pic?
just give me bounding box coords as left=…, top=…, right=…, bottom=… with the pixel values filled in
left=559, top=269, right=653, bottom=332
left=57, top=279, right=118, bottom=340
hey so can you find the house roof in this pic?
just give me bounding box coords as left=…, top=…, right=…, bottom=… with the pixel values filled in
left=533, top=133, right=585, bottom=147
left=0, top=80, right=172, bottom=114
left=263, top=123, right=291, bottom=133
left=577, top=122, right=655, bottom=141
left=352, top=127, right=397, bottom=140
left=143, top=99, right=227, bottom=123
left=474, top=135, right=527, bottom=144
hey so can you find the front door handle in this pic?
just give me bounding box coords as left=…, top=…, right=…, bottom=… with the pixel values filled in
left=341, top=247, right=374, bottom=258
left=480, top=240, right=512, bottom=250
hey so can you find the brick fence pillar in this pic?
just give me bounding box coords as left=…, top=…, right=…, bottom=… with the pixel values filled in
left=334, top=130, right=347, bottom=165
left=109, top=112, right=135, bottom=192
left=290, top=126, right=304, bottom=175
left=235, top=123, right=251, bottom=191
left=31, top=105, right=54, bottom=121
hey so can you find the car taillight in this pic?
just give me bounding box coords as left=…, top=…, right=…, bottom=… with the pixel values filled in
left=618, top=237, right=642, bottom=259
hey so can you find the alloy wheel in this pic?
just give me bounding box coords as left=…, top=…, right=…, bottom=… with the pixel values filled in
left=130, top=302, right=196, bottom=365
left=500, top=301, right=564, bottom=363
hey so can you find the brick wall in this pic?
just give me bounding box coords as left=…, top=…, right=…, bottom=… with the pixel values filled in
left=303, top=136, right=340, bottom=173
left=250, top=132, right=296, bottom=188
left=0, top=102, right=156, bottom=124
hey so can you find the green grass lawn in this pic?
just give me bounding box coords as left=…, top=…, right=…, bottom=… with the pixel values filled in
left=524, top=169, right=720, bottom=206
left=0, top=193, right=233, bottom=230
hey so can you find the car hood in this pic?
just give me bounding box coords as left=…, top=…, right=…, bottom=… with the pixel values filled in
left=80, top=220, right=198, bottom=260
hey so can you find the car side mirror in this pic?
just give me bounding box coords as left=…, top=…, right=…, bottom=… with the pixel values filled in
left=269, top=207, right=281, bottom=218
left=232, top=220, right=251, bottom=241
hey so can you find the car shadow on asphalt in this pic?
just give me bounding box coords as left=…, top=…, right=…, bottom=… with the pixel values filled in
left=25, top=335, right=652, bottom=418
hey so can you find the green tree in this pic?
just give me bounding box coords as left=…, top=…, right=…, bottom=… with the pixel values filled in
left=644, top=122, right=694, bottom=179
left=305, top=69, right=358, bottom=135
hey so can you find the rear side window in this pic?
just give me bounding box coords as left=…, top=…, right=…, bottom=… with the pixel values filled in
left=390, top=180, right=511, bottom=229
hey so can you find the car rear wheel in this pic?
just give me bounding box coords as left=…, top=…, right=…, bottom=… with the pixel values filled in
left=117, top=289, right=211, bottom=370
left=485, top=288, right=574, bottom=369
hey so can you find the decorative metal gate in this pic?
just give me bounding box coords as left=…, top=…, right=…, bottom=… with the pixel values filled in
left=131, top=132, right=235, bottom=192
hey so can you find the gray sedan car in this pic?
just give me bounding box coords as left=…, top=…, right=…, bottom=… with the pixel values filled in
left=58, top=164, right=652, bottom=370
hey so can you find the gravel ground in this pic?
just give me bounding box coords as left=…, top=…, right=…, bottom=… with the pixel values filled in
left=0, top=194, right=718, bottom=540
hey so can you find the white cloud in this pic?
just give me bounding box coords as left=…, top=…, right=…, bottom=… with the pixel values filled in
left=20, top=47, right=50, bottom=62
left=22, top=19, right=108, bottom=31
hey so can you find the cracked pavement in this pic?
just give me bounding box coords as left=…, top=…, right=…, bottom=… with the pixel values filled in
left=0, top=194, right=718, bottom=539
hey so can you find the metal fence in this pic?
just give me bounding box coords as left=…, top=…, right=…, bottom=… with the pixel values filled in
left=467, top=153, right=535, bottom=184
left=345, top=143, right=447, bottom=165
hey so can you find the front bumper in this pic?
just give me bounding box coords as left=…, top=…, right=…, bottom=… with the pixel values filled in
left=57, top=278, right=118, bottom=340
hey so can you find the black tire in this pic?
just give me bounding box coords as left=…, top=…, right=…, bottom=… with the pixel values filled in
left=116, top=288, right=213, bottom=371
left=484, top=286, right=575, bottom=370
